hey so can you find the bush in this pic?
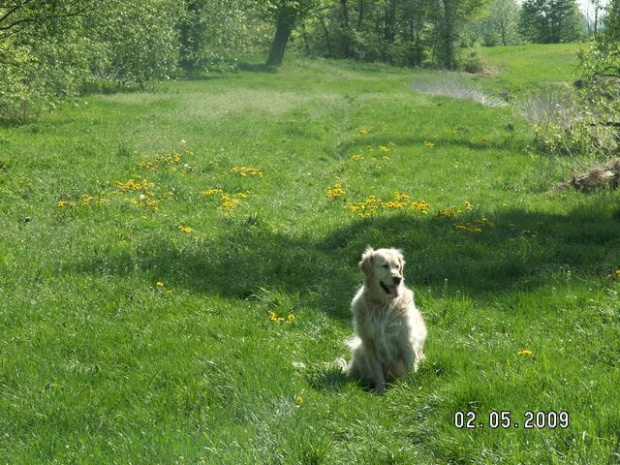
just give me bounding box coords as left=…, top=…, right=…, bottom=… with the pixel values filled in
left=458, top=49, right=485, bottom=73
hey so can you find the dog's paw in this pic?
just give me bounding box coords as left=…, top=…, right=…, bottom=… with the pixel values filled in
left=374, top=384, right=387, bottom=395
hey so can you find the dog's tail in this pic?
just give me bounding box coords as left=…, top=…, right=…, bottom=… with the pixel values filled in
left=334, top=357, right=348, bottom=374
left=335, top=336, right=361, bottom=375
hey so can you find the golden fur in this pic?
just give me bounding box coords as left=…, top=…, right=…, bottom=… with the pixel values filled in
left=346, top=247, right=427, bottom=393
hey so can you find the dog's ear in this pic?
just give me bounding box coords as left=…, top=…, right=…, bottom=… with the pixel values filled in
left=360, top=247, right=374, bottom=277
left=397, top=250, right=405, bottom=275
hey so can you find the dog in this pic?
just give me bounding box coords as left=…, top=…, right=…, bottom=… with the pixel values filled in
left=346, top=247, right=427, bottom=393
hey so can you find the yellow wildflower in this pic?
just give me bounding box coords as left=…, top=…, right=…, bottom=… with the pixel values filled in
left=438, top=208, right=459, bottom=217
left=232, top=166, right=263, bottom=177
left=606, top=268, right=620, bottom=279
left=116, top=178, right=155, bottom=193
left=58, top=200, right=75, bottom=208
left=410, top=201, right=431, bottom=214
left=424, top=141, right=435, bottom=148
left=202, top=188, right=223, bottom=196
left=379, top=145, right=389, bottom=152
left=219, top=194, right=240, bottom=209
left=351, top=154, right=364, bottom=161
left=348, top=195, right=380, bottom=217
left=326, top=183, right=346, bottom=199
left=518, top=349, right=533, bottom=356
left=178, top=225, right=194, bottom=233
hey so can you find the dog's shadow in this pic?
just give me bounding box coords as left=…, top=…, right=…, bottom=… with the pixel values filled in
left=303, top=362, right=351, bottom=394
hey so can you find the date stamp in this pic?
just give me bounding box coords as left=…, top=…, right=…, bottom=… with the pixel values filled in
left=454, top=411, right=570, bottom=429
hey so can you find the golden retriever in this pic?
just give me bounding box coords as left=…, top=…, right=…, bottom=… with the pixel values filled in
left=346, top=247, right=427, bottom=393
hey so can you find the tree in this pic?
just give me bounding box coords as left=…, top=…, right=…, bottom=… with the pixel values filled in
left=478, top=0, right=521, bottom=45
left=519, top=0, right=586, bottom=43
left=0, top=0, right=187, bottom=118
left=298, top=0, right=489, bottom=68
left=540, top=0, right=620, bottom=160
left=579, top=0, right=620, bottom=124
left=178, top=0, right=259, bottom=71
left=265, top=0, right=319, bottom=66
left=436, top=0, right=488, bottom=68
left=0, top=1, right=96, bottom=117
left=88, top=0, right=183, bottom=85
left=585, top=0, right=605, bottom=35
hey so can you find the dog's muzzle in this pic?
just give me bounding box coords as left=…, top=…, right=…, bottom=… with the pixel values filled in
left=380, top=277, right=402, bottom=298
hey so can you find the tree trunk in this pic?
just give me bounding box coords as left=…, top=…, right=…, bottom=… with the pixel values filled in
left=266, top=10, right=296, bottom=67
left=440, top=0, right=456, bottom=69
left=340, top=0, right=354, bottom=58
left=318, top=14, right=333, bottom=56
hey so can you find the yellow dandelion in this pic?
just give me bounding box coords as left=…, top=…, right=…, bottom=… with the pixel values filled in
left=518, top=349, right=533, bottom=356
left=58, top=200, right=74, bottom=208
left=287, top=314, right=296, bottom=323
left=219, top=194, right=240, bottom=209
left=607, top=268, right=620, bottom=279
left=202, top=188, right=223, bottom=196
left=378, top=145, right=389, bottom=152
left=438, top=208, right=458, bottom=217
left=295, top=395, right=304, bottom=405
left=410, top=201, right=431, bottom=214
left=156, top=281, right=165, bottom=287
left=351, top=154, right=364, bottom=161
left=178, top=225, right=194, bottom=233
left=116, top=178, right=155, bottom=193
left=325, top=183, right=346, bottom=199
left=232, top=166, right=263, bottom=177
left=424, top=141, right=435, bottom=148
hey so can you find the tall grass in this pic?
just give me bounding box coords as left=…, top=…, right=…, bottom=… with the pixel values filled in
left=0, top=46, right=619, bottom=464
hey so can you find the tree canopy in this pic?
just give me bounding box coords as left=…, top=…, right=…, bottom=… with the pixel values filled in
left=0, top=0, right=593, bottom=118
left=519, top=0, right=586, bottom=43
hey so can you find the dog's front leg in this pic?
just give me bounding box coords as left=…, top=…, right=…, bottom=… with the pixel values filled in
left=401, top=343, right=416, bottom=372
left=366, top=347, right=386, bottom=394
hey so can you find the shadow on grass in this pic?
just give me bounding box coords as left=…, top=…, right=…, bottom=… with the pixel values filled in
left=237, top=62, right=279, bottom=74
left=72, top=199, right=620, bottom=315
left=305, top=362, right=351, bottom=393
left=318, top=202, right=620, bottom=296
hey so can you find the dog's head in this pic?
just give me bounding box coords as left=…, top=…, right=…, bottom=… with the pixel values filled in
left=359, top=247, right=405, bottom=299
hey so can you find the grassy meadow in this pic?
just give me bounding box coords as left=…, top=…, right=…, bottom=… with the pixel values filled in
left=1, top=44, right=619, bottom=464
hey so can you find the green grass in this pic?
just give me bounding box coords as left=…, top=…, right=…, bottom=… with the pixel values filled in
left=475, top=43, right=585, bottom=98
left=1, top=44, right=619, bottom=464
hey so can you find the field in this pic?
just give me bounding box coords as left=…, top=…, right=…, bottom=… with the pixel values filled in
left=1, top=43, right=619, bottom=464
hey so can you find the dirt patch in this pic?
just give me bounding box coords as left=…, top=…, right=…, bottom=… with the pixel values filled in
left=557, top=158, right=620, bottom=192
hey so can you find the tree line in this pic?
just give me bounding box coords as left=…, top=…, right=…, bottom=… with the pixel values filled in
left=0, top=0, right=614, bottom=118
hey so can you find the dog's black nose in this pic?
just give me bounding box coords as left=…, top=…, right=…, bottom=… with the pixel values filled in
left=393, top=276, right=402, bottom=286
